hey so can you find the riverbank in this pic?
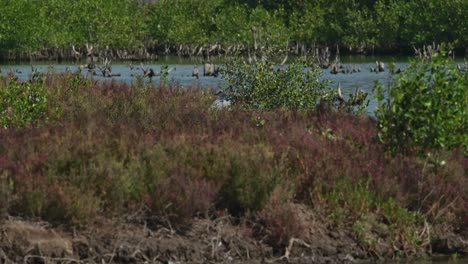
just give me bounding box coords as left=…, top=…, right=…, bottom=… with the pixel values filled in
left=1, top=44, right=466, bottom=65
left=1, top=210, right=466, bottom=264
left=0, top=73, right=466, bottom=263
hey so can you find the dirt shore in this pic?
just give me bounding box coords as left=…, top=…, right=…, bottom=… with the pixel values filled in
left=1, top=203, right=466, bottom=264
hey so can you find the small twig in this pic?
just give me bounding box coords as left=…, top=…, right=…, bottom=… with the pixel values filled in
left=419, top=188, right=434, bottom=210
left=245, top=243, right=250, bottom=260
left=211, top=237, right=218, bottom=258
left=0, top=248, right=14, bottom=264
left=264, top=257, right=282, bottom=263
left=23, top=255, right=81, bottom=264
left=131, top=248, right=150, bottom=262
left=281, top=237, right=311, bottom=260
left=434, top=197, right=459, bottom=221
left=102, top=253, right=116, bottom=264
left=424, top=195, right=445, bottom=218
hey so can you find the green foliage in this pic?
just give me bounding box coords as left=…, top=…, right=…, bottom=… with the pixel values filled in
left=219, top=144, right=282, bottom=213
left=214, top=4, right=251, bottom=44
left=375, top=51, right=467, bottom=154
left=44, top=184, right=100, bottom=226
left=0, top=0, right=147, bottom=54
left=249, top=7, right=289, bottom=47
left=318, top=179, right=375, bottom=225
left=0, top=0, right=467, bottom=55
left=222, top=56, right=330, bottom=110
left=317, top=178, right=424, bottom=252
left=159, top=65, right=171, bottom=86
left=0, top=0, right=44, bottom=52
left=289, top=2, right=324, bottom=43
left=342, top=7, right=378, bottom=49
left=0, top=78, right=49, bottom=128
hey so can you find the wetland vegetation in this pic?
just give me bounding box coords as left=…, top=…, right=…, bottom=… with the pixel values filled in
left=0, top=0, right=467, bottom=60
left=0, top=1, right=467, bottom=263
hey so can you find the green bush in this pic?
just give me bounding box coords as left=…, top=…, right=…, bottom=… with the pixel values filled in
left=218, top=144, right=282, bottom=214
left=0, top=78, right=49, bottom=128
left=316, top=178, right=424, bottom=252
left=222, top=56, right=330, bottom=110
left=374, top=52, right=467, bottom=154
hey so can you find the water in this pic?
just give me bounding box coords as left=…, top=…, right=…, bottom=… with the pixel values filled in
left=0, top=56, right=440, bottom=114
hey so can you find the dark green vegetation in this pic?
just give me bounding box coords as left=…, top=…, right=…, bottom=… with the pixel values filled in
left=0, top=53, right=467, bottom=260
left=1, top=0, right=467, bottom=59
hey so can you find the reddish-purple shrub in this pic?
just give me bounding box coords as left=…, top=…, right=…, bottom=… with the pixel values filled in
left=0, top=75, right=465, bottom=234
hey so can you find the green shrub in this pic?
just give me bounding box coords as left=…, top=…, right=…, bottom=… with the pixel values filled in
left=316, top=177, right=424, bottom=253
left=222, top=56, right=330, bottom=110
left=0, top=78, right=49, bottom=128
left=218, top=144, right=283, bottom=214
left=45, top=183, right=100, bottom=226
left=374, top=52, right=467, bottom=154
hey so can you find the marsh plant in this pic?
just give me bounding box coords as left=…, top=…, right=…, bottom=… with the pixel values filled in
left=0, top=72, right=466, bottom=255
left=374, top=50, right=467, bottom=154
left=0, top=77, right=49, bottom=128
left=222, top=55, right=330, bottom=110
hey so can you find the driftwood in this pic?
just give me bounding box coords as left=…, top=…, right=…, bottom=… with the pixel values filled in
left=96, top=57, right=120, bottom=77
left=280, top=54, right=288, bottom=65
left=334, top=82, right=368, bottom=108
left=413, top=43, right=447, bottom=60
left=71, top=45, right=81, bottom=62
left=330, top=64, right=344, bottom=74
left=192, top=65, right=199, bottom=79
left=140, top=63, right=157, bottom=80
left=29, top=65, right=43, bottom=82
left=457, top=60, right=468, bottom=72
left=370, top=61, right=385, bottom=73
left=336, top=82, right=345, bottom=104
left=252, top=27, right=257, bottom=51
left=203, top=63, right=219, bottom=77
left=316, top=46, right=331, bottom=68
left=377, top=61, right=385, bottom=72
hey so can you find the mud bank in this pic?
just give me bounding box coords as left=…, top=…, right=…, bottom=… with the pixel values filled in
left=1, top=204, right=466, bottom=264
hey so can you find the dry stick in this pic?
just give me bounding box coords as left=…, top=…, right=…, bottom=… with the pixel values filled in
left=131, top=229, right=152, bottom=262
left=103, top=223, right=127, bottom=264
left=0, top=248, right=15, bottom=264
left=163, top=211, right=175, bottom=235
left=211, top=233, right=219, bottom=258
left=433, top=197, right=459, bottom=221
left=423, top=194, right=445, bottom=218
left=23, top=255, right=81, bottom=264
left=418, top=220, right=431, bottom=249
left=233, top=246, right=242, bottom=259
left=419, top=188, right=435, bottom=210
left=131, top=248, right=150, bottom=262
left=281, top=237, right=311, bottom=260
left=245, top=243, right=250, bottom=260
left=154, top=226, right=174, bottom=238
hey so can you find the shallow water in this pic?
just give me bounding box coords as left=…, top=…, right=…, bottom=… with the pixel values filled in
left=0, top=56, right=463, bottom=114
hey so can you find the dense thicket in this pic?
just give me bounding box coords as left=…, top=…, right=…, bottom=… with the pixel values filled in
left=0, top=0, right=466, bottom=57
